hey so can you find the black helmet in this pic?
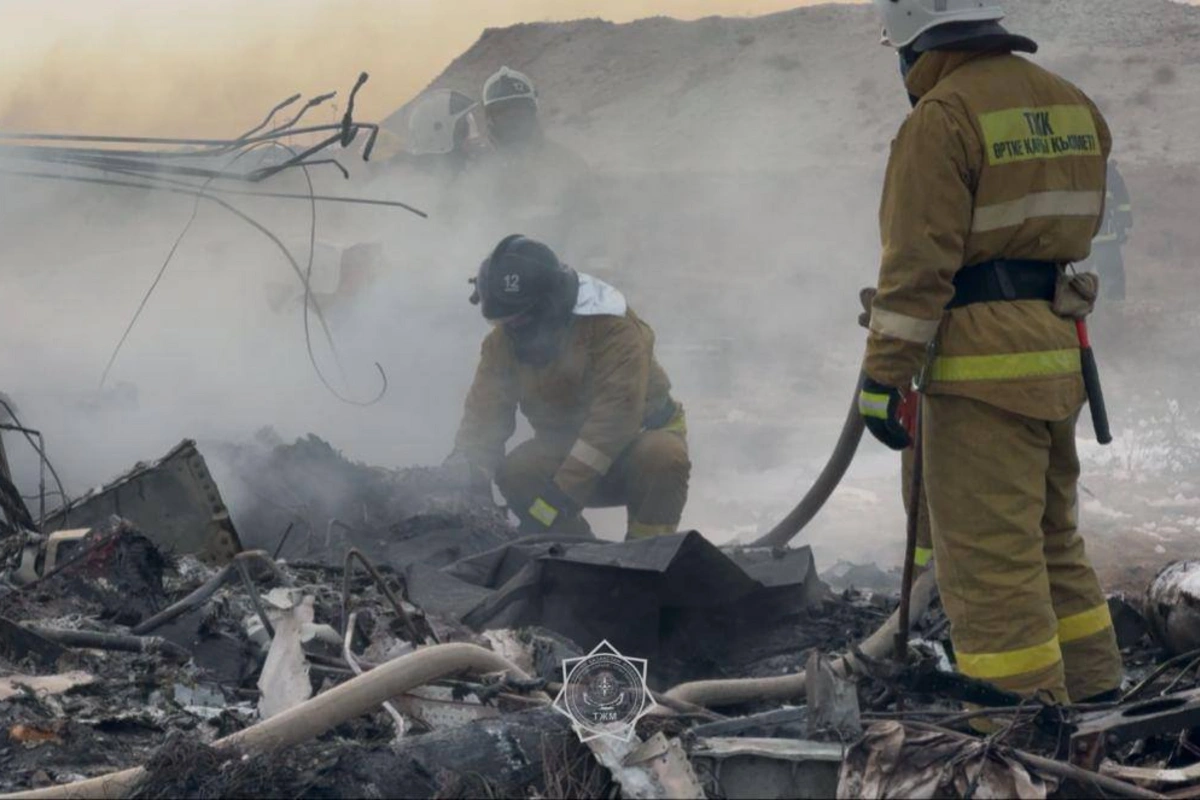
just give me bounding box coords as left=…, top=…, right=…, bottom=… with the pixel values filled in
left=470, top=235, right=578, bottom=326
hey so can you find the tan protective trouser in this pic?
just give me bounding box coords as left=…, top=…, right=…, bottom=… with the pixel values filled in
left=494, top=429, right=690, bottom=541
left=901, top=447, right=933, bottom=569
left=924, top=394, right=1122, bottom=702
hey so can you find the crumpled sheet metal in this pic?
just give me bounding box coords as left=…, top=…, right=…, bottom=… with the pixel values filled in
left=588, top=732, right=705, bottom=800
left=458, top=532, right=827, bottom=684
left=837, top=722, right=1057, bottom=800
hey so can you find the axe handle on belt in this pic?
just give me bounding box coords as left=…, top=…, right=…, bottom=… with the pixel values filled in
left=895, top=400, right=923, bottom=676
left=1076, top=319, right=1112, bottom=446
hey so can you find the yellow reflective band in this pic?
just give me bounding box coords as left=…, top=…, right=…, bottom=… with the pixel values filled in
left=957, top=635, right=1063, bottom=680
left=1058, top=603, right=1113, bottom=645
left=569, top=439, right=613, bottom=475
left=869, top=307, right=941, bottom=344
left=913, top=547, right=933, bottom=567
left=978, top=104, right=1101, bottom=166
left=1117, top=204, right=1132, bottom=212
left=1094, top=233, right=1119, bottom=243
left=972, top=190, right=1103, bottom=233
left=930, top=348, right=1081, bottom=383
left=627, top=521, right=676, bottom=540
left=858, top=392, right=891, bottom=420
left=662, top=407, right=688, bottom=437
left=529, top=498, right=559, bottom=527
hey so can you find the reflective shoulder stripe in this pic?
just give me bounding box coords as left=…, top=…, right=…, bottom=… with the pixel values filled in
left=957, top=635, right=1062, bottom=680
left=913, top=547, right=933, bottom=568
left=930, top=348, right=1081, bottom=383
left=530, top=498, right=559, bottom=527
left=869, top=307, right=941, bottom=344
left=858, top=392, right=891, bottom=420
left=972, top=191, right=1104, bottom=233
left=1093, top=233, right=1120, bottom=244
left=1117, top=204, right=1133, bottom=212
left=1058, top=603, right=1113, bottom=644
left=569, top=439, right=613, bottom=475
left=627, top=521, right=676, bottom=540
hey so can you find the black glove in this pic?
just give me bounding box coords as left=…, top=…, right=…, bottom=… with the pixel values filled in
left=525, top=482, right=580, bottom=531
left=859, top=377, right=917, bottom=451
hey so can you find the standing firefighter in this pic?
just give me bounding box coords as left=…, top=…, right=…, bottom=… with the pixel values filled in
left=472, top=67, right=600, bottom=258
left=447, top=235, right=690, bottom=540
left=1083, top=161, right=1133, bottom=301
left=860, top=0, right=1122, bottom=703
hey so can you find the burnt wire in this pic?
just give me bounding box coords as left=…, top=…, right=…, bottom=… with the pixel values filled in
left=0, top=397, right=68, bottom=525
left=40, top=151, right=386, bottom=404
left=2, top=80, right=397, bottom=404
left=99, top=140, right=313, bottom=389
left=340, top=547, right=427, bottom=645
left=39, top=161, right=426, bottom=216
left=236, top=93, right=303, bottom=141
left=99, top=185, right=204, bottom=388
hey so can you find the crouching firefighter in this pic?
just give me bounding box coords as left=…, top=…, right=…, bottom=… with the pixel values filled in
left=445, top=234, right=690, bottom=540
left=859, top=0, right=1123, bottom=705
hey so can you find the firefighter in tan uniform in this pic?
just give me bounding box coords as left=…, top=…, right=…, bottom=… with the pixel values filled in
left=447, top=234, right=690, bottom=540
left=859, top=0, right=1123, bottom=703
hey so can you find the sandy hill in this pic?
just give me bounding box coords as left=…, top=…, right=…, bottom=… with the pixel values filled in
left=386, top=0, right=1200, bottom=171
left=379, top=0, right=1199, bottom=327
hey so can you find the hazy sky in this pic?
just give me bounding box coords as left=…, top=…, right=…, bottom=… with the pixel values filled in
left=0, top=0, right=866, bottom=136
left=1, top=0, right=1195, bottom=136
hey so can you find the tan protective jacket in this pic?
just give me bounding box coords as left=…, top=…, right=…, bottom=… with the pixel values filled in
left=453, top=307, right=674, bottom=506
left=865, top=50, right=1112, bottom=420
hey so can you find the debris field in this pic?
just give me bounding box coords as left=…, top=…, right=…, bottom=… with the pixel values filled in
left=1, top=435, right=1199, bottom=799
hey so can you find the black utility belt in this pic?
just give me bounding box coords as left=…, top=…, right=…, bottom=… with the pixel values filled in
left=947, top=259, right=1059, bottom=309
left=644, top=397, right=679, bottom=430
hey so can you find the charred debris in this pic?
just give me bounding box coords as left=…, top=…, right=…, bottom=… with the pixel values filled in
left=0, top=431, right=1196, bottom=799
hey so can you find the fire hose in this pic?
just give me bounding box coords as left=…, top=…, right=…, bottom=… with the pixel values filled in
left=664, top=568, right=938, bottom=708
left=753, top=302, right=1112, bottom=552
left=0, top=643, right=542, bottom=800
left=751, top=374, right=866, bottom=549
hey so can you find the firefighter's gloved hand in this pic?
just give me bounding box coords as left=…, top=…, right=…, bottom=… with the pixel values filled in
left=858, top=287, right=877, bottom=330
left=859, top=377, right=918, bottom=451
left=526, top=483, right=579, bottom=530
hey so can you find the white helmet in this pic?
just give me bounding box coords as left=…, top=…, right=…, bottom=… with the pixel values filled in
left=482, top=67, right=538, bottom=109
left=873, top=0, right=1004, bottom=48
left=405, top=89, right=478, bottom=156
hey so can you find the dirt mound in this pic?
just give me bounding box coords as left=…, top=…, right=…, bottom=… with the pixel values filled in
left=389, top=0, right=1200, bottom=171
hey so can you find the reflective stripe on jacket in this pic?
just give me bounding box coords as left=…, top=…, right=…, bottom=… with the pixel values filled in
left=865, top=50, right=1112, bottom=420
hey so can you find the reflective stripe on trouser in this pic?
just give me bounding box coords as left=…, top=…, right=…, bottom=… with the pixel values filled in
left=901, top=446, right=932, bottom=567
left=494, top=429, right=690, bottom=540
left=924, top=394, right=1122, bottom=701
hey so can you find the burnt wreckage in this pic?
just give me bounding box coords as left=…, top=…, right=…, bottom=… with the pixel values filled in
left=0, top=68, right=1196, bottom=800
left=0, top=430, right=1197, bottom=799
